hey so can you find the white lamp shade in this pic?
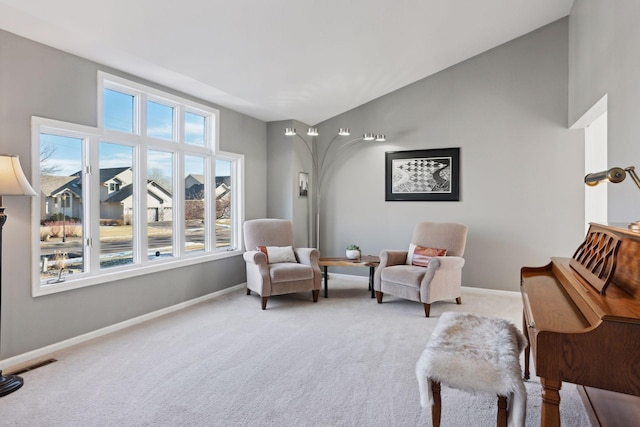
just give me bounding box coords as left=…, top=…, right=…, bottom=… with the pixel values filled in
left=0, top=154, right=37, bottom=196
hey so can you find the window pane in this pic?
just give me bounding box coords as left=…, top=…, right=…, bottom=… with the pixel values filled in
left=216, top=160, right=232, bottom=248
left=147, top=101, right=174, bottom=140
left=103, top=89, right=134, bottom=133
left=39, top=133, right=85, bottom=281
left=99, top=142, right=134, bottom=269
left=148, top=150, right=174, bottom=260
left=185, top=112, right=206, bottom=146
left=184, top=155, right=205, bottom=254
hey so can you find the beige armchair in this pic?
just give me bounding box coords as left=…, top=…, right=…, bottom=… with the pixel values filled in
left=243, top=219, right=322, bottom=310
left=374, top=222, right=468, bottom=317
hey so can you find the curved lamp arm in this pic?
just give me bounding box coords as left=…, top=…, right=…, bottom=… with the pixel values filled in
left=318, top=136, right=366, bottom=193
left=627, top=166, right=640, bottom=190
left=292, top=132, right=318, bottom=179
left=585, top=166, right=640, bottom=190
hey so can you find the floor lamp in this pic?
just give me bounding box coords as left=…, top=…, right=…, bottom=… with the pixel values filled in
left=0, top=154, right=37, bottom=397
left=285, top=127, right=385, bottom=249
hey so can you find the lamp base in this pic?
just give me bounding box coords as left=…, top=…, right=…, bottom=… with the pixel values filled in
left=628, top=221, right=640, bottom=232
left=0, top=370, right=24, bottom=397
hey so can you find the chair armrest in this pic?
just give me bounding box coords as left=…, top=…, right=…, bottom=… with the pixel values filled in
left=294, top=248, right=322, bottom=288
left=418, top=256, right=465, bottom=279
left=294, top=247, right=320, bottom=267
left=374, top=250, right=409, bottom=292
left=432, top=256, right=465, bottom=270
left=379, top=250, right=409, bottom=268
left=243, top=250, right=268, bottom=265
left=419, top=256, right=466, bottom=303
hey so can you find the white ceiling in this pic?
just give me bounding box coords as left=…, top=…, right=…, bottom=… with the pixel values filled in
left=0, top=0, right=574, bottom=125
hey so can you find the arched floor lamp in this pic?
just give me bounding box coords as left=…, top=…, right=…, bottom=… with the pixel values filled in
left=285, top=127, right=386, bottom=249
left=0, top=154, right=37, bottom=397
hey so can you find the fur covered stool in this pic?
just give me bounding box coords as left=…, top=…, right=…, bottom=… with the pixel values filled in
left=415, top=312, right=528, bottom=427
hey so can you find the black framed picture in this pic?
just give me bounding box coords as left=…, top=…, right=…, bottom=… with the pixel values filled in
left=385, top=148, right=460, bottom=201
left=298, top=172, right=309, bottom=197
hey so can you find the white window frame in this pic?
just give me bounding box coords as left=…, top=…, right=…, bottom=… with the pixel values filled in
left=31, top=72, right=244, bottom=297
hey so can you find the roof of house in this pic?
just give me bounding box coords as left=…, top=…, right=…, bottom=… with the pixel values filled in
left=40, top=175, right=81, bottom=197
left=99, top=167, right=130, bottom=183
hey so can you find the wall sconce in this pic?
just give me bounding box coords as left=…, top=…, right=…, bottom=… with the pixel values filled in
left=584, top=166, right=640, bottom=231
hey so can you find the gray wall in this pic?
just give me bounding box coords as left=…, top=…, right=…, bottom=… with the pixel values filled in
left=0, top=29, right=267, bottom=358
left=311, top=18, right=585, bottom=291
left=569, top=1, right=640, bottom=225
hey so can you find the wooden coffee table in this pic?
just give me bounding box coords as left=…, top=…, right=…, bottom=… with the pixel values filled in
left=318, top=255, right=380, bottom=298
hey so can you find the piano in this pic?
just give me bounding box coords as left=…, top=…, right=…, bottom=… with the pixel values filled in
left=521, top=223, right=640, bottom=426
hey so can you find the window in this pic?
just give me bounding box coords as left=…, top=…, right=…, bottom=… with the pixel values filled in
left=215, top=159, right=233, bottom=247
left=103, top=88, right=135, bottom=133
left=38, top=132, right=86, bottom=278
left=32, top=72, right=243, bottom=296
left=147, top=149, right=174, bottom=260
left=185, top=111, right=206, bottom=146
left=147, top=100, right=175, bottom=141
left=100, top=142, right=134, bottom=269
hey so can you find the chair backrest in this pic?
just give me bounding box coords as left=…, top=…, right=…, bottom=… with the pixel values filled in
left=411, top=222, right=468, bottom=257
left=243, top=219, right=295, bottom=251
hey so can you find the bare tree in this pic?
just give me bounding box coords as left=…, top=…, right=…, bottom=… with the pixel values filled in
left=185, top=189, right=204, bottom=221
left=216, top=197, right=231, bottom=219
left=40, top=143, right=62, bottom=175
left=148, top=168, right=172, bottom=190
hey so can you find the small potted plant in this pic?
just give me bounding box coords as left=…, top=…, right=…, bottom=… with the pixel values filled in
left=346, top=244, right=361, bottom=260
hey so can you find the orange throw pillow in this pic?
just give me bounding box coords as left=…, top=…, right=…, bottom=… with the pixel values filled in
left=256, top=246, right=269, bottom=263
left=411, top=246, right=447, bottom=267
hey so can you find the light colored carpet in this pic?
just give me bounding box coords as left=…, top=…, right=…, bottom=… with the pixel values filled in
left=0, top=276, right=590, bottom=426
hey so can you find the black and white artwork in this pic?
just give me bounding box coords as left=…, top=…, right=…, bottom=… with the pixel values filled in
left=385, top=148, right=460, bottom=201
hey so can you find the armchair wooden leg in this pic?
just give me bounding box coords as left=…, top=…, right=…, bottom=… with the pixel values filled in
left=261, top=297, right=268, bottom=310
left=312, top=289, right=319, bottom=302
left=246, top=288, right=251, bottom=295
left=375, top=291, right=383, bottom=304
left=455, top=296, right=462, bottom=304
left=423, top=303, right=431, bottom=317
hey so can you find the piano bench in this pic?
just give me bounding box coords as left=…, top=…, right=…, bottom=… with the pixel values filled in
left=416, top=312, right=528, bottom=427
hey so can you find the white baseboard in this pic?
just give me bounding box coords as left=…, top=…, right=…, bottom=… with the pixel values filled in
left=0, top=283, right=246, bottom=371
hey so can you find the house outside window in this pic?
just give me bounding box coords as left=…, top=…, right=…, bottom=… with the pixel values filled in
left=32, top=72, right=243, bottom=296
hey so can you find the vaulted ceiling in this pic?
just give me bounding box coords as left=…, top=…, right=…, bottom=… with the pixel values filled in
left=0, top=0, right=574, bottom=125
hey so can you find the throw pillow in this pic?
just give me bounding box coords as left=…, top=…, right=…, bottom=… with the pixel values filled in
left=406, top=243, right=417, bottom=265
left=257, top=246, right=269, bottom=263
left=411, top=246, right=447, bottom=267
left=256, top=245, right=297, bottom=264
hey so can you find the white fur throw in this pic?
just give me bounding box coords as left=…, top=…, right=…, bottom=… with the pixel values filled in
left=415, top=312, right=528, bottom=427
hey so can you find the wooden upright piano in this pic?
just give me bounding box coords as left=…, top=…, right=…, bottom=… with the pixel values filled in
left=520, top=223, right=640, bottom=426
